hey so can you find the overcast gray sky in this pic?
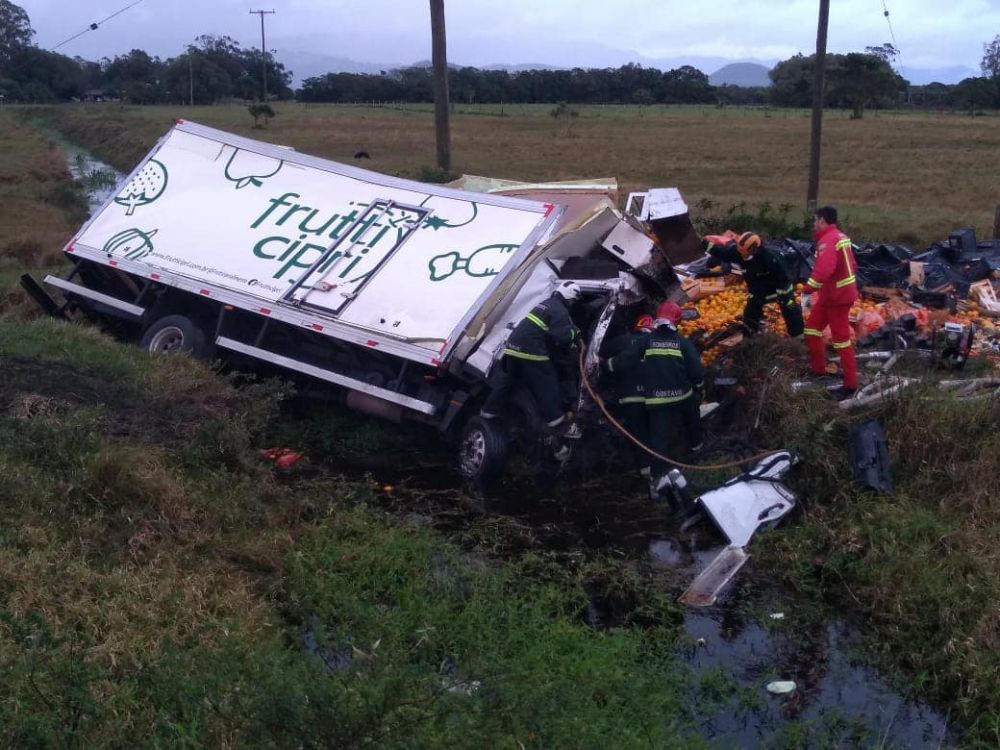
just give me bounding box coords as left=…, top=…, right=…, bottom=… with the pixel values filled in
left=16, top=0, right=1000, bottom=80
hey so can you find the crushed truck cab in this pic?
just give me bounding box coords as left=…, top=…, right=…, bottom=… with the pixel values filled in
left=32, top=121, right=691, bottom=480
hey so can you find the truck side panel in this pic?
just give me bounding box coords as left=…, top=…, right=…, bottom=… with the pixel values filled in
left=71, top=122, right=556, bottom=363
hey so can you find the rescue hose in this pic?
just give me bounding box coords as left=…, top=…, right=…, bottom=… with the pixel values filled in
left=577, top=341, right=785, bottom=472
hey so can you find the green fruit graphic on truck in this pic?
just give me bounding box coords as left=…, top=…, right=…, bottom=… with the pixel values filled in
left=102, top=227, right=158, bottom=261
left=224, top=148, right=284, bottom=189
left=428, top=242, right=517, bottom=281
left=114, top=159, right=168, bottom=215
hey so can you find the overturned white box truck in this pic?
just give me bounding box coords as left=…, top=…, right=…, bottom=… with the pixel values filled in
left=25, top=121, right=692, bottom=481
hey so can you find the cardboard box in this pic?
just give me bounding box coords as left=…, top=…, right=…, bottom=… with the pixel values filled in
left=970, top=280, right=1000, bottom=315
left=908, top=261, right=925, bottom=287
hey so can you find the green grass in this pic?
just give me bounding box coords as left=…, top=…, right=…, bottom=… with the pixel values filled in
left=736, top=336, right=1000, bottom=747
left=0, top=109, right=86, bottom=270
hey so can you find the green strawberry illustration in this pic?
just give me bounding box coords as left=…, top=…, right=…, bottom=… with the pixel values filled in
left=224, top=148, right=283, bottom=189
left=115, top=159, right=168, bottom=215
left=102, top=227, right=158, bottom=261
left=428, top=242, right=517, bottom=281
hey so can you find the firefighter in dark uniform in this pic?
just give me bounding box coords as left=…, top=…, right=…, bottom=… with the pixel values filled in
left=703, top=232, right=804, bottom=337
left=603, top=313, right=655, bottom=477
left=642, top=302, right=704, bottom=486
left=480, top=281, right=581, bottom=433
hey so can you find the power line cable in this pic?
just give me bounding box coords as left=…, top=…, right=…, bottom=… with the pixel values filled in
left=880, top=0, right=898, bottom=49
left=52, top=0, right=147, bottom=52
left=876, top=0, right=905, bottom=80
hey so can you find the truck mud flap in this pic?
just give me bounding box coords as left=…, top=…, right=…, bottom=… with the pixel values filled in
left=848, top=419, right=892, bottom=493
left=20, top=274, right=65, bottom=318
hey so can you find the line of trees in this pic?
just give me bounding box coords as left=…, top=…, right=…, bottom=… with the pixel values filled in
left=0, top=1, right=292, bottom=104
left=2, top=1, right=1000, bottom=114
left=299, top=63, right=716, bottom=105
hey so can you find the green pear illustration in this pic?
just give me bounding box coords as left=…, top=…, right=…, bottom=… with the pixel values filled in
left=428, top=243, right=518, bottom=281
left=114, top=159, right=168, bottom=215
left=224, top=148, right=284, bottom=189
left=102, top=227, right=158, bottom=261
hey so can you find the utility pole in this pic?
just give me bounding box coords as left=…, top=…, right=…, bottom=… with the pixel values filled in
left=249, top=9, right=275, bottom=101
left=429, top=0, right=451, bottom=173
left=806, top=0, right=830, bottom=213
left=188, top=54, right=193, bottom=106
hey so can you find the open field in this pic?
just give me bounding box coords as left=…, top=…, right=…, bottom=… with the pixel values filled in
left=22, top=101, right=1000, bottom=248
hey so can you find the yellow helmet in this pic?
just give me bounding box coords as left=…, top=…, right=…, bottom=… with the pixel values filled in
left=736, top=231, right=762, bottom=259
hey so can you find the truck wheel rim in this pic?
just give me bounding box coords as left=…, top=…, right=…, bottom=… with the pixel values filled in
left=460, top=430, right=486, bottom=476
left=149, top=326, right=185, bottom=353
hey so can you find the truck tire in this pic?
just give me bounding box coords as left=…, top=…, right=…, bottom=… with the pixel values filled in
left=458, top=416, right=508, bottom=485
left=140, top=314, right=209, bottom=359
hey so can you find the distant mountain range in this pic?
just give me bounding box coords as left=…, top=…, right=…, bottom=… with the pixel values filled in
left=710, top=63, right=771, bottom=87
left=900, top=64, right=979, bottom=85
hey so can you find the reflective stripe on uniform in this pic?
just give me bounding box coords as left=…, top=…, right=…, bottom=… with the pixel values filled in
left=837, top=239, right=855, bottom=287
left=832, top=340, right=853, bottom=350
left=645, top=389, right=693, bottom=405
left=525, top=312, right=548, bottom=331
left=644, top=348, right=683, bottom=358
left=765, top=293, right=778, bottom=301
left=807, top=278, right=822, bottom=289
left=804, top=328, right=823, bottom=337
left=619, top=396, right=645, bottom=404
left=777, top=284, right=794, bottom=295
left=503, top=348, right=549, bottom=361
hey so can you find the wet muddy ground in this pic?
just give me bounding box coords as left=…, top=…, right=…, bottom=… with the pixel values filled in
left=305, top=416, right=954, bottom=748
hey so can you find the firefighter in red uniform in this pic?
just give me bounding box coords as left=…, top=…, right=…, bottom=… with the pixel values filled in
left=802, top=206, right=858, bottom=399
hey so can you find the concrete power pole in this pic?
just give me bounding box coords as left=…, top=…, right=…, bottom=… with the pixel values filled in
left=429, top=0, right=451, bottom=173
left=806, top=0, right=830, bottom=213
left=250, top=9, right=275, bottom=101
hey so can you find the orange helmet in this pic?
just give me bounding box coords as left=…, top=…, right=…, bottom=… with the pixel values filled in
left=737, top=231, right=762, bottom=259
left=634, top=314, right=654, bottom=332
left=655, top=301, right=683, bottom=326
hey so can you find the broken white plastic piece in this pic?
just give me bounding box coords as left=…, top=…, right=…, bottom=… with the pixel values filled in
left=838, top=376, right=917, bottom=410
left=695, top=451, right=796, bottom=548
left=681, top=452, right=797, bottom=608
left=643, top=188, right=689, bottom=221
left=680, top=546, right=749, bottom=607
left=698, top=481, right=795, bottom=548
left=699, top=401, right=719, bottom=419
left=769, top=612, right=785, bottom=620
left=766, top=680, right=796, bottom=695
